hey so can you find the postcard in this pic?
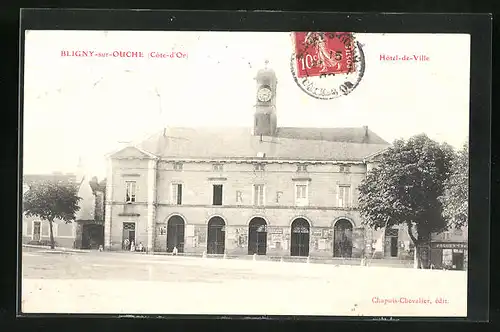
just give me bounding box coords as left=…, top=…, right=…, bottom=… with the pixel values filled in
left=19, top=11, right=487, bottom=319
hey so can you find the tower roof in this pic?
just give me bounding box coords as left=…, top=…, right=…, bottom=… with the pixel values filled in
left=256, top=60, right=276, bottom=79
left=256, top=68, right=276, bottom=78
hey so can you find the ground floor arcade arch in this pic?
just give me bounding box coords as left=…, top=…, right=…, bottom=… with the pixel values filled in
left=290, top=218, right=310, bottom=257
left=207, top=216, right=226, bottom=254
left=248, top=217, right=267, bottom=255
left=167, top=215, right=185, bottom=253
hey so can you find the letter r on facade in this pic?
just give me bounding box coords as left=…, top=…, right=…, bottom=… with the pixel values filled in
left=236, top=191, right=243, bottom=203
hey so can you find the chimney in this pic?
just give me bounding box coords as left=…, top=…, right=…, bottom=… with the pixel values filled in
left=362, top=126, right=369, bottom=143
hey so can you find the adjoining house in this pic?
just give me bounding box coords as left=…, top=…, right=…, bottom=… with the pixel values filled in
left=103, top=64, right=417, bottom=260
left=74, top=177, right=106, bottom=249
left=430, top=227, right=468, bottom=270
left=22, top=173, right=78, bottom=248
left=21, top=172, right=106, bottom=250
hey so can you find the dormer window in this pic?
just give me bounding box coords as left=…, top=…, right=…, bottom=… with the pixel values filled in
left=297, top=164, right=308, bottom=172
left=254, top=163, right=265, bottom=171
left=212, top=163, right=224, bottom=172
left=173, top=162, right=183, bottom=171
left=339, top=165, right=350, bottom=173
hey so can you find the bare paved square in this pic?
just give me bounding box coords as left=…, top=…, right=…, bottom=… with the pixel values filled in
left=21, top=249, right=467, bottom=316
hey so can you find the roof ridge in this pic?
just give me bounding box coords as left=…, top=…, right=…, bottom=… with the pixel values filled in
left=163, top=125, right=367, bottom=129
left=164, top=125, right=252, bottom=129
left=278, top=126, right=366, bottom=129
left=125, top=125, right=390, bottom=161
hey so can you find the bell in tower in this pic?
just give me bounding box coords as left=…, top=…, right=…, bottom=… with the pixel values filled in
left=254, top=60, right=278, bottom=137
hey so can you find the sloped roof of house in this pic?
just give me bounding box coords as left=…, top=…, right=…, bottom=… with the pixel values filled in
left=23, top=173, right=77, bottom=187
left=131, top=126, right=390, bottom=161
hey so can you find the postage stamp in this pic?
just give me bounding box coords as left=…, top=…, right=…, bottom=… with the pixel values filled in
left=290, top=32, right=365, bottom=100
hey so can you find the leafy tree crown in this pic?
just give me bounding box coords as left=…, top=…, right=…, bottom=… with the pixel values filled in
left=358, top=134, right=454, bottom=237
left=23, top=181, right=81, bottom=223
left=439, top=141, right=469, bottom=229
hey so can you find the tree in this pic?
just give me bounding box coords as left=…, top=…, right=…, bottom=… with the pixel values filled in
left=23, top=181, right=81, bottom=249
left=358, top=134, right=455, bottom=269
left=439, top=141, right=469, bottom=229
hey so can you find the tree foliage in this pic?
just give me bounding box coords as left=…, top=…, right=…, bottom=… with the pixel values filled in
left=358, top=134, right=455, bottom=267
left=23, top=181, right=81, bottom=249
left=439, top=141, right=469, bottom=229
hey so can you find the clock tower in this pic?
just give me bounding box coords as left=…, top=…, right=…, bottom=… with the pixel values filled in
left=254, top=60, right=278, bottom=137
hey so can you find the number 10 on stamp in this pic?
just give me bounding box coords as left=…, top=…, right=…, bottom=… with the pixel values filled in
left=293, top=32, right=356, bottom=79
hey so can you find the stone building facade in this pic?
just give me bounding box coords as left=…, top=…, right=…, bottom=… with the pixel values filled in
left=104, top=65, right=414, bottom=259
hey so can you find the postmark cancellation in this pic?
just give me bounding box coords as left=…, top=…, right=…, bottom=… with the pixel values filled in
left=290, top=32, right=365, bottom=100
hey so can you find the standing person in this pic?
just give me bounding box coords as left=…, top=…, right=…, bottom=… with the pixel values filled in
left=130, top=241, right=135, bottom=252
left=123, top=238, right=130, bottom=251
left=173, top=246, right=178, bottom=256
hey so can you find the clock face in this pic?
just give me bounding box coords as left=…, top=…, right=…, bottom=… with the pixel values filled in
left=257, top=87, right=273, bottom=102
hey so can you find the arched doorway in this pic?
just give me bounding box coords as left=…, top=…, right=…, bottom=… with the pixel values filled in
left=207, top=216, right=225, bottom=254
left=167, top=215, right=185, bottom=253
left=290, top=218, right=310, bottom=257
left=333, top=219, right=353, bottom=258
left=248, top=217, right=267, bottom=255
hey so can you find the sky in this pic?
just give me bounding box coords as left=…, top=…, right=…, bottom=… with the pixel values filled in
left=23, top=31, right=470, bottom=179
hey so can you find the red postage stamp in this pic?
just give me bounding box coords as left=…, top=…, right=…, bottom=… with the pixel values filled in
left=293, top=32, right=356, bottom=78
left=290, top=31, right=365, bottom=100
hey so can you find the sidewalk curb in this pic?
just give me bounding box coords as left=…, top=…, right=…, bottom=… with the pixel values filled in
left=22, top=244, right=91, bottom=253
